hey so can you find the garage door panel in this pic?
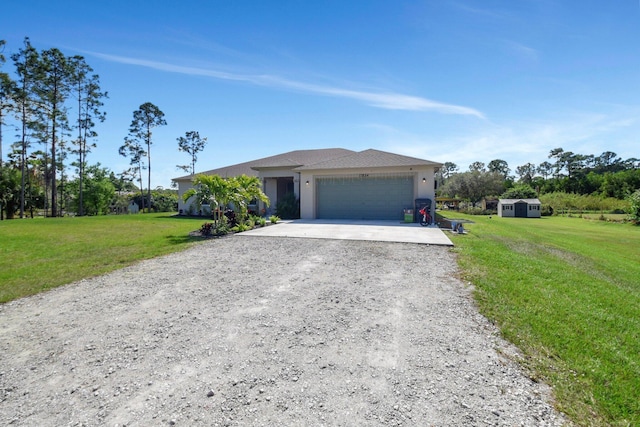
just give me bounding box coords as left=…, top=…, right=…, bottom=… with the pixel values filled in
left=316, top=176, right=414, bottom=220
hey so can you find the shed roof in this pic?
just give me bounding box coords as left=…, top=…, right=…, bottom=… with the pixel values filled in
left=499, top=198, right=541, bottom=204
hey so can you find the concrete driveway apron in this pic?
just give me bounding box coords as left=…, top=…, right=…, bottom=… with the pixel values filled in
left=237, top=219, right=453, bottom=246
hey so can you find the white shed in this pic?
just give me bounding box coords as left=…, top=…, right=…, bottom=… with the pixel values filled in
left=498, top=198, right=541, bottom=218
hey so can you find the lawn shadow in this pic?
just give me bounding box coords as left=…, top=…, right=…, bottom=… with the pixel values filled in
left=154, top=214, right=212, bottom=220
left=165, top=234, right=204, bottom=245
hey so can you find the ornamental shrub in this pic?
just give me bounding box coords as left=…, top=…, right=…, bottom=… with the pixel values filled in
left=501, top=184, right=537, bottom=199
left=627, top=189, right=640, bottom=224
left=275, top=192, right=300, bottom=219
left=200, top=222, right=214, bottom=236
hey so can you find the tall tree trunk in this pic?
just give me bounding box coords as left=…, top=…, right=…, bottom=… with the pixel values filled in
left=139, top=164, right=145, bottom=212
left=79, top=146, right=84, bottom=216
left=146, top=121, right=151, bottom=213
left=147, top=140, right=151, bottom=213
left=43, top=150, right=49, bottom=217
left=0, top=108, right=3, bottom=167
left=19, top=103, right=27, bottom=219
left=77, top=86, right=84, bottom=216
left=51, top=102, right=57, bottom=217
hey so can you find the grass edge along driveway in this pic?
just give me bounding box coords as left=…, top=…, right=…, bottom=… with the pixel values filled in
left=446, top=214, right=639, bottom=427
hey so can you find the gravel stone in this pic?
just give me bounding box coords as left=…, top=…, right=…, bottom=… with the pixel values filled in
left=0, top=236, right=568, bottom=426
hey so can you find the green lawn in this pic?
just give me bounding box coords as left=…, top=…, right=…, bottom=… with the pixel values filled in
left=0, top=213, right=207, bottom=303
left=445, top=214, right=640, bottom=426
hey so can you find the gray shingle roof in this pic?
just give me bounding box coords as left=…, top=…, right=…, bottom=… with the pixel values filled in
left=295, top=149, right=442, bottom=170
left=250, top=148, right=354, bottom=169
left=172, top=148, right=441, bottom=181
left=172, top=148, right=354, bottom=181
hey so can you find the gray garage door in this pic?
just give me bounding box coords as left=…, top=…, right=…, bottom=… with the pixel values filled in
left=316, top=175, right=414, bottom=220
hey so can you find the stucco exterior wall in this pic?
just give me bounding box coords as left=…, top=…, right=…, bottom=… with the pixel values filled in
left=176, top=180, right=194, bottom=214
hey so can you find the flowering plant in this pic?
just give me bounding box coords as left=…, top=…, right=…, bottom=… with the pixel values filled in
left=200, top=222, right=214, bottom=236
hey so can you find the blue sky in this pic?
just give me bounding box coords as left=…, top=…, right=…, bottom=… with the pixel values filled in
left=2, top=1, right=639, bottom=188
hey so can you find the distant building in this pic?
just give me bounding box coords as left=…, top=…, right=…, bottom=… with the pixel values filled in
left=481, top=198, right=499, bottom=212
left=498, top=199, right=541, bottom=218
left=128, top=201, right=140, bottom=214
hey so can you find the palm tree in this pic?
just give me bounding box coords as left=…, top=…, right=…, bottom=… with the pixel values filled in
left=183, top=174, right=232, bottom=224
left=229, top=174, right=269, bottom=220
left=183, top=174, right=269, bottom=225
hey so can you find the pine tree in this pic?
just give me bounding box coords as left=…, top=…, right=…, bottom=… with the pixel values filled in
left=125, top=102, right=166, bottom=212
left=119, top=136, right=146, bottom=211
left=34, top=47, right=72, bottom=217
left=10, top=38, right=39, bottom=218
left=69, top=56, right=107, bottom=216
left=177, top=130, right=207, bottom=175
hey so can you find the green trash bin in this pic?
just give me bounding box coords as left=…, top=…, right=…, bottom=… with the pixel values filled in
left=404, top=209, right=414, bottom=223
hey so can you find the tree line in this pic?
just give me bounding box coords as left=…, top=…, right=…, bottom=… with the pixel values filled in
left=0, top=37, right=107, bottom=218
left=0, top=38, right=208, bottom=219
left=438, top=148, right=640, bottom=210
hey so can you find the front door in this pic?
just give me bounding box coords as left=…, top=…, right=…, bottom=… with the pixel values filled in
left=277, top=177, right=294, bottom=201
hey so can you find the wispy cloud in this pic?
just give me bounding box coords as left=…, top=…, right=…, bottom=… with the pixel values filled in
left=450, top=116, right=637, bottom=167
left=88, top=51, right=485, bottom=118
left=503, top=40, right=539, bottom=62
left=365, top=110, right=639, bottom=170
left=449, top=1, right=512, bottom=20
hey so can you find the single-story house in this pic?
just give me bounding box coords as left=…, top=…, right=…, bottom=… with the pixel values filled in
left=498, top=198, right=542, bottom=218
left=173, top=148, right=442, bottom=221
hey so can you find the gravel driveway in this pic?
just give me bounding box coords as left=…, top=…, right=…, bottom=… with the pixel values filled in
left=0, top=236, right=566, bottom=426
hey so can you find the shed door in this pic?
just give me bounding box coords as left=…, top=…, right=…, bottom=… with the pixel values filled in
left=316, top=175, right=414, bottom=220
left=514, top=201, right=528, bottom=217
